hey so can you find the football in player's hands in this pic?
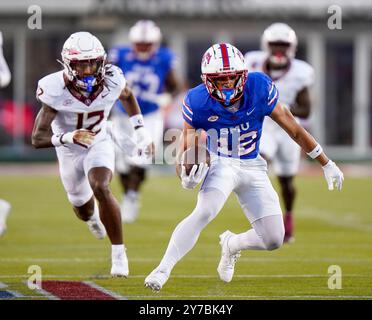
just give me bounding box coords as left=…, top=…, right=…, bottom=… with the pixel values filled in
left=176, top=146, right=211, bottom=178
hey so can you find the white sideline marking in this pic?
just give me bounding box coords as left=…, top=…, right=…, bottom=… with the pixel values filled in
left=21, top=281, right=60, bottom=300
left=32, top=288, right=60, bottom=300
left=0, top=282, right=24, bottom=298
left=83, top=281, right=127, bottom=300
left=5, top=290, right=24, bottom=298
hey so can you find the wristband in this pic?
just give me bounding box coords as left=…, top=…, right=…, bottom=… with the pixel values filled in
left=129, top=114, right=144, bottom=129
left=307, top=143, right=323, bottom=159
left=51, top=133, right=65, bottom=147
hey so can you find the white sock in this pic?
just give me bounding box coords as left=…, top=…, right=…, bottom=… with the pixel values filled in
left=228, top=229, right=266, bottom=251
left=157, top=188, right=227, bottom=273
left=228, top=215, right=284, bottom=252
left=112, top=244, right=125, bottom=261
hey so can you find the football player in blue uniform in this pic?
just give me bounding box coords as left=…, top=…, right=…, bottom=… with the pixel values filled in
left=144, top=43, right=344, bottom=291
left=109, top=20, right=181, bottom=223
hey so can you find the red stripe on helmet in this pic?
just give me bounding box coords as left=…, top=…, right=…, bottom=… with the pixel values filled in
left=219, top=43, right=230, bottom=70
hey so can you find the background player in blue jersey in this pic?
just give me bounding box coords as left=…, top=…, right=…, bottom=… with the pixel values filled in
left=109, top=20, right=182, bottom=223
left=144, top=43, right=344, bottom=292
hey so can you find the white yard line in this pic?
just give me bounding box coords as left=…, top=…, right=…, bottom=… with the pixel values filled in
left=83, top=281, right=127, bottom=300
left=301, top=207, right=372, bottom=233
left=1, top=257, right=372, bottom=263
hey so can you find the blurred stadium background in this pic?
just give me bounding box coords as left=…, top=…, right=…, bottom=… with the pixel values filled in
left=0, top=0, right=372, bottom=300
left=1, top=0, right=372, bottom=161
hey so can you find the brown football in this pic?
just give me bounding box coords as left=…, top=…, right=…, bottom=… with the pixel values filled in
left=176, top=146, right=211, bottom=178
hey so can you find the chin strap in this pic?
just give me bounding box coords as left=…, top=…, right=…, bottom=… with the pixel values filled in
left=222, top=88, right=234, bottom=106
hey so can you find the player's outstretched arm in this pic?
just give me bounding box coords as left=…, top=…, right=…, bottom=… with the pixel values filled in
left=290, top=87, right=311, bottom=119
left=31, top=104, right=58, bottom=148
left=160, top=69, right=183, bottom=114
left=270, top=101, right=344, bottom=190
left=32, top=104, right=95, bottom=149
left=0, top=31, right=11, bottom=88
left=118, top=84, right=141, bottom=117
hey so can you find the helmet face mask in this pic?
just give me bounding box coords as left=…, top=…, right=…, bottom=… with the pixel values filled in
left=69, top=58, right=105, bottom=92
left=201, top=43, right=248, bottom=106
left=129, top=20, right=162, bottom=60
left=61, top=32, right=107, bottom=92
left=261, top=23, right=297, bottom=68
left=267, top=41, right=292, bottom=67
left=203, top=71, right=247, bottom=106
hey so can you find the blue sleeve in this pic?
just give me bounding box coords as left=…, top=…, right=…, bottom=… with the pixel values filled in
left=262, top=74, right=279, bottom=116
left=182, top=91, right=194, bottom=126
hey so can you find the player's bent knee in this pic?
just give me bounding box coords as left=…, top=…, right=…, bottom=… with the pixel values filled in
left=198, top=209, right=216, bottom=225
left=263, top=233, right=284, bottom=251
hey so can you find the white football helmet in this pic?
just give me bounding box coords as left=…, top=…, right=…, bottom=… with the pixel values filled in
left=61, top=31, right=107, bottom=92
left=129, top=20, right=162, bottom=60
left=261, top=23, right=297, bottom=67
left=201, top=43, right=247, bottom=106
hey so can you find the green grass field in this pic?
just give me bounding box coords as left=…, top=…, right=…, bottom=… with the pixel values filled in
left=1, top=171, right=372, bottom=300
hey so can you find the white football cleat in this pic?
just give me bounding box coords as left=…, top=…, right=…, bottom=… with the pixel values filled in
left=86, top=213, right=107, bottom=240
left=120, top=194, right=140, bottom=224
left=111, top=251, right=129, bottom=278
left=217, top=230, right=241, bottom=283
left=0, top=200, right=11, bottom=237
left=144, top=268, right=170, bottom=292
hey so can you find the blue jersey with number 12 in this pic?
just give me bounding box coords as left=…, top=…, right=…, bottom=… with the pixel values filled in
left=109, top=46, right=175, bottom=115
left=182, top=72, right=279, bottom=160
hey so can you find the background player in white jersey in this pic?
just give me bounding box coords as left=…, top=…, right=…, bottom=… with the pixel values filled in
left=109, top=20, right=181, bottom=223
left=144, top=43, right=343, bottom=292
left=244, top=23, right=315, bottom=243
left=0, top=31, right=12, bottom=237
left=31, top=32, right=152, bottom=277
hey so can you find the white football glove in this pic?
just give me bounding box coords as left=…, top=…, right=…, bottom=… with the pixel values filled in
left=322, top=160, right=344, bottom=191
left=62, top=129, right=95, bottom=148
left=180, top=162, right=209, bottom=189
left=133, top=126, right=153, bottom=159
